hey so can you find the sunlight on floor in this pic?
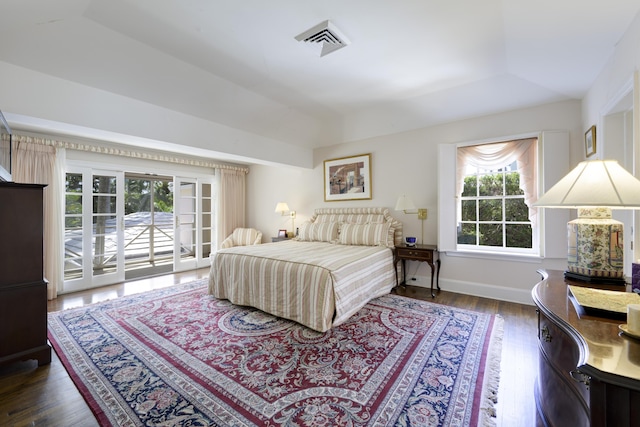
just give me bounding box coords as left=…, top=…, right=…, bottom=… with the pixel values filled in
left=50, top=268, right=210, bottom=312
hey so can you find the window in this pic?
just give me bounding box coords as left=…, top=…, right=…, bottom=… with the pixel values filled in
left=438, top=131, right=570, bottom=259
left=458, top=160, right=533, bottom=251
left=456, top=138, right=537, bottom=254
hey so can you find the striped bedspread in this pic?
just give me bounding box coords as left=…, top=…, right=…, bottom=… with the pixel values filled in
left=208, top=240, right=396, bottom=332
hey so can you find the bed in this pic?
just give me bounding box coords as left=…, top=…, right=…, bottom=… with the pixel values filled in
left=208, top=207, right=403, bottom=332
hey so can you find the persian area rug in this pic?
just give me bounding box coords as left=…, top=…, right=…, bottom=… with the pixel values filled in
left=48, top=279, right=503, bottom=427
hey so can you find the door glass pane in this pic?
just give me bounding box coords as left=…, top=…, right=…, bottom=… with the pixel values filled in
left=201, top=183, right=213, bottom=259
left=93, top=175, right=116, bottom=194
left=93, top=175, right=117, bottom=277
left=124, top=175, right=174, bottom=279
left=64, top=173, right=83, bottom=280
left=178, top=182, right=196, bottom=261
left=93, top=213, right=118, bottom=276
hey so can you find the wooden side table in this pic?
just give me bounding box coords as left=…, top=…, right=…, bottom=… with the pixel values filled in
left=395, top=244, right=441, bottom=297
left=271, top=236, right=292, bottom=242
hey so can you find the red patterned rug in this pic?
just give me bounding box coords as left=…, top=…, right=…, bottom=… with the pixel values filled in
left=48, top=279, right=503, bottom=426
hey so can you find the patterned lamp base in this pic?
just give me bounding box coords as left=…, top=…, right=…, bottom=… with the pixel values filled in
left=566, top=208, right=625, bottom=284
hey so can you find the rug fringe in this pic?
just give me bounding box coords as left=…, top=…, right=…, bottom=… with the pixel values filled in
left=478, top=314, right=504, bottom=427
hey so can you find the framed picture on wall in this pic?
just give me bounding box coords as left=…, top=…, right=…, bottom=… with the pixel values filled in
left=585, top=125, right=596, bottom=157
left=323, top=153, right=372, bottom=201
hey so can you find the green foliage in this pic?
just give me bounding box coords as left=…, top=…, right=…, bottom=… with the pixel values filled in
left=505, top=198, right=529, bottom=221
left=124, top=178, right=173, bottom=214
left=461, top=200, right=476, bottom=221
left=479, top=199, right=502, bottom=221
left=457, top=223, right=477, bottom=244
left=479, top=223, right=503, bottom=246
left=462, top=175, right=477, bottom=197
left=458, top=169, right=531, bottom=249
left=506, top=224, right=532, bottom=248
left=479, top=174, right=503, bottom=196
left=65, top=175, right=175, bottom=228
left=505, top=172, right=523, bottom=195
left=66, top=173, right=82, bottom=193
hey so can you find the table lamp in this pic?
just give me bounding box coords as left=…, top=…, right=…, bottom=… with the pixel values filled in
left=533, top=160, right=640, bottom=283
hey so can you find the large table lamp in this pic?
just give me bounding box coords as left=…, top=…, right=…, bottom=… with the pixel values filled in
left=533, top=160, right=640, bottom=283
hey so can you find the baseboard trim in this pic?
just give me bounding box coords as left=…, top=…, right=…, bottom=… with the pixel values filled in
left=406, top=275, right=534, bottom=306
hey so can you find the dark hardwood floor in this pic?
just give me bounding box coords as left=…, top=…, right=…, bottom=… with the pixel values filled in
left=1, top=268, right=539, bottom=426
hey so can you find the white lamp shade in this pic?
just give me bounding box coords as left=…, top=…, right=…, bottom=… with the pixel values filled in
left=533, top=160, right=640, bottom=208
left=274, top=202, right=290, bottom=214
left=395, top=194, right=416, bottom=211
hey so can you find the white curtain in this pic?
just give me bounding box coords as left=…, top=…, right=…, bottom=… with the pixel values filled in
left=456, top=138, right=538, bottom=225
left=13, top=141, right=64, bottom=300
left=217, top=168, right=246, bottom=246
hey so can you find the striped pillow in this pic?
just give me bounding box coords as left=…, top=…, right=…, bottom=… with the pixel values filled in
left=339, top=223, right=391, bottom=247
left=296, top=222, right=339, bottom=242
left=316, top=213, right=384, bottom=224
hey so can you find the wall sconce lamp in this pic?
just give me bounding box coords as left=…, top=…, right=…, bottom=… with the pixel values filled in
left=395, top=194, right=427, bottom=244
left=275, top=202, right=289, bottom=216
left=275, top=202, right=296, bottom=237
left=533, top=160, right=640, bottom=284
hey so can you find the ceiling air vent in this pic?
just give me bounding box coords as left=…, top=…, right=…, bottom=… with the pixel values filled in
left=295, top=20, right=349, bottom=57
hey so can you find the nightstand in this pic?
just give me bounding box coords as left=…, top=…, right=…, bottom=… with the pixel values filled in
left=271, top=237, right=292, bottom=242
left=395, top=244, right=441, bottom=297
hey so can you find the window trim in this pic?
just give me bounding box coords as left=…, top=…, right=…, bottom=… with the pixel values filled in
left=438, top=131, right=570, bottom=260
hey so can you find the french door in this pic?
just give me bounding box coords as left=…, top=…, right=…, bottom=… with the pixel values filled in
left=64, top=168, right=215, bottom=292
left=123, top=173, right=175, bottom=280
left=174, top=178, right=197, bottom=271
left=174, top=177, right=215, bottom=271
left=64, top=169, right=125, bottom=292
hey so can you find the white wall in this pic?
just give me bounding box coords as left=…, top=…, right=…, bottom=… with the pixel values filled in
left=0, top=60, right=314, bottom=169
left=248, top=99, right=582, bottom=305
left=582, top=12, right=640, bottom=270
left=583, top=12, right=640, bottom=146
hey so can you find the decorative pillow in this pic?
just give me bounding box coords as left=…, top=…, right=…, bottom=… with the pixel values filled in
left=339, top=223, right=392, bottom=247
left=317, top=213, right=384, bottom=224
left=296, top=222, right=339, bottom=242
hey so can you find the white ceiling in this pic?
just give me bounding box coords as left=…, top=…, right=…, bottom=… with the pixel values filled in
left=1, top=0, right=640, bottom=151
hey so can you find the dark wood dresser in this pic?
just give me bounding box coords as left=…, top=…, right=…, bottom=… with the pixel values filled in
left=532, top=270, right=640, bottom=427
left=0, top=182, right=51, bottom=366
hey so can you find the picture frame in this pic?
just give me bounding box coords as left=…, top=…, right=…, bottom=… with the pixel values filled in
left=278, top=229, right=287, bottom=238
left=324, top=153, right=372, bottom=201
left=585, top=125, right=596, bottom=157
